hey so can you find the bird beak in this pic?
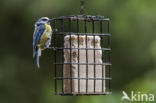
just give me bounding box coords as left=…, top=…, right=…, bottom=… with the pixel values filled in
left=48, top=19, right=52, bottom=21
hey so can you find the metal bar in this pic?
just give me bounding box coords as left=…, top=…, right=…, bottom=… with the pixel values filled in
left=92, top=20, right=96, bottom=93
left=69, top=19, right=72, bottom=93
left=53, top=20, right=57, bottom=94
left=60, top=19, right=64, bottom=93
left=84, top=20, right=88, bottom=93
left=52, top=15, right=107, bottom=21
left=48, top=47, right=111, bottom=51
left=100, top=20, right=104, bottom=93
left=54, top=32, right=111, bottom=36
left=53, top=18, right=106, bottom=21
left=54, top=62, right=112, bottom=65
left=107, top=20, right=111, bottom=93
left=77, top=17, right=80, bottom=93
left=56, top=92, right=112, bottom=95
left=55, top=77, right=112, bottom=80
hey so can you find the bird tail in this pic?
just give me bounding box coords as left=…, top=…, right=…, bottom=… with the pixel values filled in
left=36, top=47, right=41, bottom=70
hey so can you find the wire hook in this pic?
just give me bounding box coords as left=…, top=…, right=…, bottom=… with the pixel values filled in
left=80, top=0, right=85, bottom=14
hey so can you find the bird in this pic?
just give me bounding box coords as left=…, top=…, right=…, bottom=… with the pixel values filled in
left=33, top=17, right=52, bottom=69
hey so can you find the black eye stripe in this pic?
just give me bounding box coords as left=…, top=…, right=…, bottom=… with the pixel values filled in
left=42, top=19, right=48, bottom=21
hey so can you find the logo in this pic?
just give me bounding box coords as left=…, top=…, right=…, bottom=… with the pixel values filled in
left=122, top=91, right=154, bottom=102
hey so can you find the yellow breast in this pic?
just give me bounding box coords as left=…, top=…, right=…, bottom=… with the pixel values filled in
left=39, top=24, right=52, bottom=49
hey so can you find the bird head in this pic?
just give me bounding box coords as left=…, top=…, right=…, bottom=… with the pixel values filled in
left=36, top=17, right=52, bottom=26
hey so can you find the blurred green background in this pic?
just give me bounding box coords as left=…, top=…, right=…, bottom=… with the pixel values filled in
left=0, top=0, right=156, bottom=103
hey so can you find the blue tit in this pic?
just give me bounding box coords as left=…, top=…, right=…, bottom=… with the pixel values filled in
left=33, top=17, right=52, bottom=69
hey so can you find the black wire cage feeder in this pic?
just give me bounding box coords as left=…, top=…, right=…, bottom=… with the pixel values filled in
left=51, top=0, right=112, bottom=96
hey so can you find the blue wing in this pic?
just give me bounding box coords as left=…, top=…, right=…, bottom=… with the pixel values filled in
left=33, top=24, right=46, bottom=51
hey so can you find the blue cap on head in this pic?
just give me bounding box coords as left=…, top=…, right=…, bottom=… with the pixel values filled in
left=36, top=17, right=51, bottom=25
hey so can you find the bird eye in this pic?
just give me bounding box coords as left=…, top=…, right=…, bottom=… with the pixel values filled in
left=36, top=23, right=41, bottom=26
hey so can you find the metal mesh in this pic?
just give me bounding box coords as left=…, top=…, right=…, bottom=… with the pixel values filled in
left=50, top=15, right=111, bottom=95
